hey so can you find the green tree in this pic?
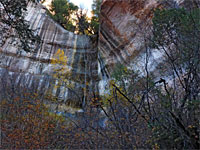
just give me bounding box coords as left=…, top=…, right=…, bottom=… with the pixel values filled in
left=148, top=8, right=200, bottom=149
left=49, top=0, right=78, bottom=32
left=75, top=9, right=90, bottom=35
left=76, top=0, right=102, bottom=35
left=48, top=0, right=101, bottom=35
left=98, top=7, right=200, bottom=149
left=90, top=0, right=102, bottom=34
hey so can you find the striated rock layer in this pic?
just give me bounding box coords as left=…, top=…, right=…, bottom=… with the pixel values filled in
left=99, top=0, right=200, bottom=76
left=1, top=0, right=200, bottom=106
left=98, top=0, right=200, bottom=94
left=99, top=0, right=158, bottom=74
left=0, top=2, right=98, bottom=107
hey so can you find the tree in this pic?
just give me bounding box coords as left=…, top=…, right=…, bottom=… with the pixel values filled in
left=96, top=6, right=200, bottom=149
left=144, top=8, right=200, bottom=149
left=47, top=0, right=101, bottom=35
left=50, top=49, right=84, bottom=108
left=90, top=0, right=102, bottom=34
left=0, top=0, right=40, bottom=52
left=75, top=0, right=102, bottom=35
left=49, top=0, right=78, bottom=32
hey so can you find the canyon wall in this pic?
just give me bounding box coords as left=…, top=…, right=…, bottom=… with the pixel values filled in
left=0, top=2, right=98, bottom=107
left=99, top=0, right=200, bottom=76
left=0, top=0, right=199, bottom=106
left=99, top=0, right=159, bottom=75
left=98, top=0, right=200, bottom=93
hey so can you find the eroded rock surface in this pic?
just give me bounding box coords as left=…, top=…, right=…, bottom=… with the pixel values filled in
left=99, top=0, right=200, bottom=76
left=99, top=0, right=158, bottom=74
left=1, top=0, right=199, bottom=106
left=0, top=2, right=98, bottom=107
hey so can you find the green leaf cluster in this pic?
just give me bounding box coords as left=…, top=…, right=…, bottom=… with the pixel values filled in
left=49, top=0, right=78, bottom=32
left=48, top=0, right=102, bottom=35
left=152, top=8, right=200, bottom=47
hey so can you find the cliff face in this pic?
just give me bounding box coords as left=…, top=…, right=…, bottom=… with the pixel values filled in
left=0, top=3, right=98, bottom=107
left=0, top=0, right=199, bottom=105
left=97, top=0, right=200, bottom=95
left=99, top=0, right=159, bottom=75
left=99, top=0, right=200, bottom=76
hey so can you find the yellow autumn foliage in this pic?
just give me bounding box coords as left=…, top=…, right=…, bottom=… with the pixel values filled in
left=51, top=49, right=74, bottom=89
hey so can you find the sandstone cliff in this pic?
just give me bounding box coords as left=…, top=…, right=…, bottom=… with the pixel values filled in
left=0, top=2, right=98, bottom=107
left=0, top=0, right=199, bottom=107
left=99, top=0, right=158, bottom=74
left=99, top=0, right=200, bottom=76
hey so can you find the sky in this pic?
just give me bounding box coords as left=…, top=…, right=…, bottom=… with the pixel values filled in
left=70, top=0, right=93, bottom=11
